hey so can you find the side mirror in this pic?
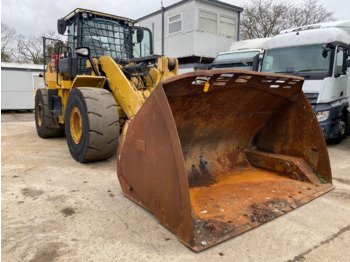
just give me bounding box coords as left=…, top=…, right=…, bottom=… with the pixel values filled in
left=252, top=54, right=260, bottom=71
left=57, top=19, right=67, bottom=35
left=322, top=49, right=329, bottom=58
left=322, top=44, right=330, bottom=58
left=137, top=29, right=144, bottom=43
left=76, top=47, right=99, bottom=76
left=76, top=47, right=90, bottom=57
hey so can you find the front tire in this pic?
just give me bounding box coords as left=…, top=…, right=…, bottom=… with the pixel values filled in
left=65, top=87, right=120, bottom=163
left=329, top=114, right=347, bottom=144
left=344, top=110, right=350, bottom=136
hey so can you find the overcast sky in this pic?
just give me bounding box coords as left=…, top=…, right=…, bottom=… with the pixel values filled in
left=1, top=0, right=349, bottom=36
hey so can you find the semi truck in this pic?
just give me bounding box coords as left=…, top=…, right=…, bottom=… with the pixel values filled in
left=261, top=21, right=350, bottom=142
left=211, top=38, right=270, bottom=71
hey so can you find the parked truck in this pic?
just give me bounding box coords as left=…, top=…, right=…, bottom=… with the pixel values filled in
left=211, top=38, right=270, bottom=71
left=35, top=8, right=333, bottom=251
left=261, top=21, right=350, bottom=142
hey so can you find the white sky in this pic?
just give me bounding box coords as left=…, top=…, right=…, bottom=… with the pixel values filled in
left=1, top=0, right=349, bottom=36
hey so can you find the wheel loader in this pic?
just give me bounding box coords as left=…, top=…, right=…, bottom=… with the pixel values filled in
left=35, top=8, right=333, bottom=252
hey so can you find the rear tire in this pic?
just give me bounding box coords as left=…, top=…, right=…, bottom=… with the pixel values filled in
left=35, top=89, right=64, bottom=138
left=65, top=87, right=120, bottom=163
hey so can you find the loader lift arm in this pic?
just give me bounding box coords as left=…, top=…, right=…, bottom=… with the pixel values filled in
left=36, top=8, right=178, bottom=163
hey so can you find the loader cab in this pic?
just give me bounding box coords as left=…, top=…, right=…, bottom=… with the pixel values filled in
left=55, top=9, right=153, bottom=78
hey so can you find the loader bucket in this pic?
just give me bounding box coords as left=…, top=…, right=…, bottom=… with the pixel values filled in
left=117, top=70, right=333, bottom=252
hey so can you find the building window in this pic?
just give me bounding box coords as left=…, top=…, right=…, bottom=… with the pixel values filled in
left=169, top=14, right=182, bottom=34
left=219, top=15, right=236, bottom=37
left=198, top=10, right=217, bottom=34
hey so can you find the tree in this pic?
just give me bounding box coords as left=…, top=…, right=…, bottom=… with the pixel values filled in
left=12, top=34, right=44, bottom=64
left=1, top=23, right=16, bottom=62
left=11, top=30, right=63, bottom=64
left=1, top=23, right=63, bottom=64
left=240, top=0, right=335, bottom=40
left=285, top=0, right=335, bottom=28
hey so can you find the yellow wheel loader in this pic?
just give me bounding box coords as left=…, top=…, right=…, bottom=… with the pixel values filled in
left=36, top=9, right=178, bottom=162
left=35, top=8, right=333, bottom=252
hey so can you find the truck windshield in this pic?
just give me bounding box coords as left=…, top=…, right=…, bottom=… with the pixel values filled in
left=212, top=51, right=259, bottom=70
left=215, top=51, right=260, bottom=61
left=81, top=18, right=132, bottom=62
left=261, top=44, right=331, bottom=76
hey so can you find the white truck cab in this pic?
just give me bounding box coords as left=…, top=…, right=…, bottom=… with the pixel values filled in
left=261, top=21, right=350, bottom=142
left=212, top=38, right=270, bottom=71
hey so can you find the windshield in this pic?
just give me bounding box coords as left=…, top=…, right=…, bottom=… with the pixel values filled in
left=215, top=51, right=260, bottom=61
left=81, top=18, right=132, bottom=62
left=212, top=62, right=255, bottom=70
left=261, top=44, right=331, bottom=76
left=212, top=51, right=259, bottom=70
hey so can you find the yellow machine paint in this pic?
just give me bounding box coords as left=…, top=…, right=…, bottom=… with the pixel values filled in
left=35, top=8, right=178, bottom=163
left=44, top=55, right=177, bottom=123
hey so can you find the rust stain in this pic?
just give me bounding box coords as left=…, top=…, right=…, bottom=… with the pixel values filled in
left=117, top=70, right=332, bottom=252
left=189, top=168, right=324, bottom=227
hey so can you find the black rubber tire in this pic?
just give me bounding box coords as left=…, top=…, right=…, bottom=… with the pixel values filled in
left=344, top=110, right=350, bottom=136
left=328, top=113, right=347, bottom=144
left=65, top=87, right=120, bottom=163
left=35, top=89, right=65, bottom=138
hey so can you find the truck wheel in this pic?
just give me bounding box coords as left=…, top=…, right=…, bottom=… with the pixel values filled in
left=65, top=87, right=120, bottom=163
left=329, top=117, right=346, bottom=144
left=344, top=110, right=350, bottom=136
left=35, top=89, right=64, bottom=138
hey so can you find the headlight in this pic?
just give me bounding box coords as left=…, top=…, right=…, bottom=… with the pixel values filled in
left=316, top=111, right=330, bottom=122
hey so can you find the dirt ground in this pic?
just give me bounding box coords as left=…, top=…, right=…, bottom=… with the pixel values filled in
left=1, top=112, right=350, bottom=262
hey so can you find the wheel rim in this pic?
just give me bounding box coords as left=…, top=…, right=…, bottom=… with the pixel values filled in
left=339, top=120, right=346, bottom=136
left=70, top=106, right=83, bottom=144
left=37, top=102, right=43, bottom=127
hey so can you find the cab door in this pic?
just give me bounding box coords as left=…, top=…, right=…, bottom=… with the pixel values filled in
left=132, top=27, right=153, bottom=58
left=332, top=45, right=349, bottom=101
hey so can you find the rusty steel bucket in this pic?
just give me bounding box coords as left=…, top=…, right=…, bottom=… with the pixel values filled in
left=116, top=70, right=333, bottom=252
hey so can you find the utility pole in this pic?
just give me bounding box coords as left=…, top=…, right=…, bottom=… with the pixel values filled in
left=161, top=0, right=164, bottom=55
